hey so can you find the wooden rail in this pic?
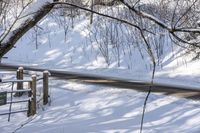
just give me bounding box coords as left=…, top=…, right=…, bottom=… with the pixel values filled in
left=14, top=67, right=49, bottom=106
left=0, top=79, right=35, bottom=121
left=0, top=66, right=50, bottom=121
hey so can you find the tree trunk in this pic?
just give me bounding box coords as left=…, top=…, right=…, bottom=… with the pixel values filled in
left=0, top=3, right=54, bottom=58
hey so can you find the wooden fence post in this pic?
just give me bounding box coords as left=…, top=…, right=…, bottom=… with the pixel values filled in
left=15, top=67, right=23, bottom=96
left=16, top=69, right=20, bottom=81
left=18, top=67, right=24, bottom=89
left=28, top=81, right=32, bottom=97
left=27, top=100, right=31, bottom=117
left=43, top=71, right=49, bottom=105
left=16, top=69, right=19, bottom=89
left=31, top=75, right=37, bottom=115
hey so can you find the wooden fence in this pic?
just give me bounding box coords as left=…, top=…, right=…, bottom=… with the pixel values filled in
left=0, top=67, right=50, bottom=121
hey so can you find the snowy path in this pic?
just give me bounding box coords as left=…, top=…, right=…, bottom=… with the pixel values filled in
left=1, top=79, right=200, bottom=133
left=1, top=63, right=200, bottom=100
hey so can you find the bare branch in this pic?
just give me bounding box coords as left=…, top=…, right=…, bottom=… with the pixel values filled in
left=0, top=2, right=54, bottom=58
left=120, top=0, right=200, bottom=34
left=52, top=1, right=151, bottom=33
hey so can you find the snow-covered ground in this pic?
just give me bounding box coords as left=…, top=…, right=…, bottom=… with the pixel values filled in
left=0, top=75, right=200, bottom=133
left=2, top=2, right=200, bottom=88
left=3, top=13, right=200, bottom=89
left=1, top=2, right=200, bottom=133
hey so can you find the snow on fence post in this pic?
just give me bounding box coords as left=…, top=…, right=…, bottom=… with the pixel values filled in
left=31, top=75, right=37, bottom=115
left=43, top=71, right=49, bottom=105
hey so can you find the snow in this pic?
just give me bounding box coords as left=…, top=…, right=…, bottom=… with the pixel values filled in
left=1, top=0, right=53, bottom=43
left=0, top=78, right=200, bottom=133
left=0, top=1, right=200, bottom=133
left=2, top=14, right=200, bottom=89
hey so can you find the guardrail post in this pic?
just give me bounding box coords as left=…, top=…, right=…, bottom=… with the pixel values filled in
left=43, top=71, right=49, bottom=105
left=31, top=75, right=36, bottom=115
left=16, top=67, right=24, bottom=96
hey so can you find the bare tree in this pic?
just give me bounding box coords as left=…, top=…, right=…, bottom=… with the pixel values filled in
left=0, top=1, right=54, bottom=58
left=0, top=1, right=200, bottom=133
left=1, top=0, right=200, bottom=58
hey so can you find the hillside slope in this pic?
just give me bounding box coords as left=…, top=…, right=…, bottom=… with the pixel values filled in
left=2, top=11, right=200, bottom=89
